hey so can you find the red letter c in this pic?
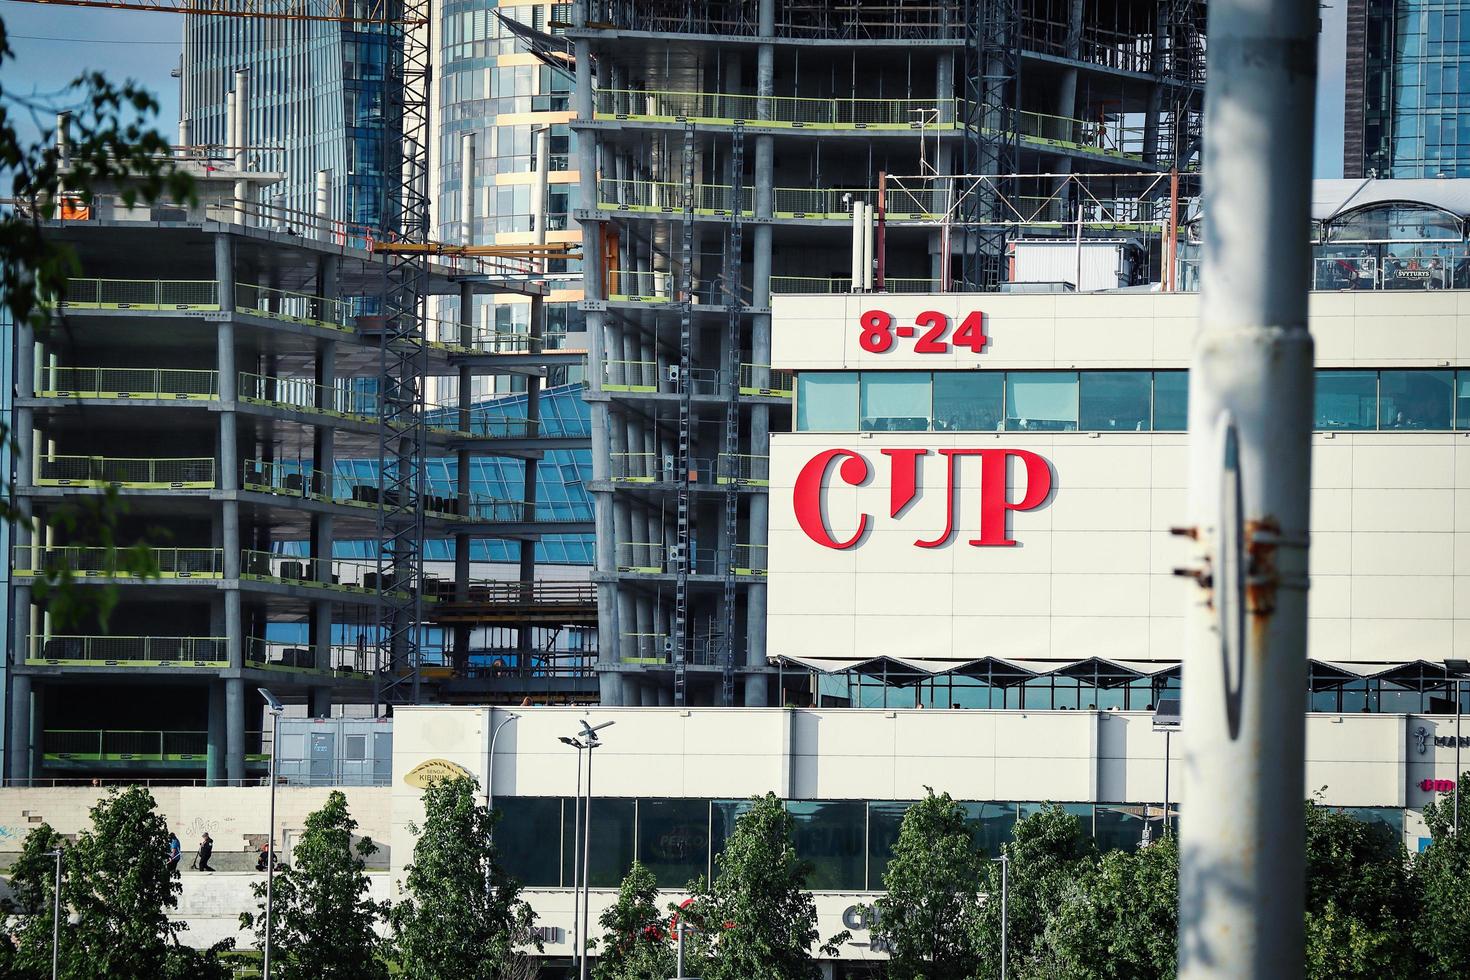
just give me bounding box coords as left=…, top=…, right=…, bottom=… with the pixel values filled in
left=793, top=449, right=871, bottom=550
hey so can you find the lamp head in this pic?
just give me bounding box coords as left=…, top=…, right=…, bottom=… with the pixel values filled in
left=257, top=688, right=283, bottom=713
left=559, top=736, right=584, bottom=749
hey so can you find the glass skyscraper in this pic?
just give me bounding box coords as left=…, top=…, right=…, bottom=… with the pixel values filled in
left=1346, top=0, right=1470, bottom=176
left=181, top=15, right=397, bottom=228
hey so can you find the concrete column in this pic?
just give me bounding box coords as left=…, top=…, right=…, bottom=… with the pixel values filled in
left=225, top=677, right=245, bottom=783
left=312, top=339, right=336, bottom=673
left=309, top=687, right=331, bottom=718
left=206, top=681, right=226, bottom=786
left=460, top=131, right=478, bottom=246
left=518, top=295, right=544, bottom=661
left=315, top=169, right=333, bottom=234
left=1143, top=8, right=1167, bottom=166
left=7, top=674, right=30, bottom=784
left=577, top=0, right=620, bottom=705
left=232, top=68, right=250, bottom=226
left=640, top=681, right=659, bottom=706
left=657, top=684, right=673, bottom=707
left=453, top=282, right=474, bottom=674
left=217, top=235, right=243, bottom=671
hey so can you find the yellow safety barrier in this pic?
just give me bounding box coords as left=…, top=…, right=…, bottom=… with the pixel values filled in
left=38, top=367, right=218, bottom=401
left=61, top=278, right=219, bottom=312
left=29, top=634, right=228, bottom=667
left=34, top=455, right=215, bottom=489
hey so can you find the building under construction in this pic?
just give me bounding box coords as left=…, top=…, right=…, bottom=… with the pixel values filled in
left=560, top=0, right=1205, bottom=705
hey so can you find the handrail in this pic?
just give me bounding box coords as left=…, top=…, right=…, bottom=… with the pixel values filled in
left=30, top=634, right=228, bottom=666
left=61, top=278, right=220, bottom=311
left=237, top=372, right=380, bottom=422
left=239, top=548, right=408, bottom=597
left=245, top=637, right=372, bottom=673
left=595, top=87, right=959, bottom=130
left=13, top=545, right=221, bottom=579
left=34, top=455, right=215, bottom=488
left=738, top=364, right=794, bottom=397
left=234, top=283, right=355, bottom=333
left=37, top=366, right=218, bottom=400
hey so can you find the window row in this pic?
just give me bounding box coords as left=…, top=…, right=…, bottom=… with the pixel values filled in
left=493, top=796, right=1404, bottom=892
left=795, top=369, right=1470, bottom=433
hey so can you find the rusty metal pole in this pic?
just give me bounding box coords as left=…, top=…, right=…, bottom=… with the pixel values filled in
left=1176, top=0, right=1317, bottom=975
left=1167, top=167, right=1180, bottom=292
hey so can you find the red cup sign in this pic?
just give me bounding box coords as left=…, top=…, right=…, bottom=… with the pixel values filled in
left=1421, top=778, right=1456, bottom=793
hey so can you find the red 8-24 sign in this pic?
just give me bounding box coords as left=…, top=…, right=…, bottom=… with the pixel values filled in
left=858, top=309, right=988, bottom=355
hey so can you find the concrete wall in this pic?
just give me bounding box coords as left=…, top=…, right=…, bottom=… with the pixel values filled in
left=0, top=785, right=391, bottom=868
left=768, top=291, right=1470, bottom=665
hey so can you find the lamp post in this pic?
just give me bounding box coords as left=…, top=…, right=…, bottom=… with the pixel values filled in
left=258, top=687, right=283, bottom=979
left=486, top=711, right=520, bottom=815
left=562, top=720, right=613, bottom=980
left=1446, top=660, right=1469, bottom=832
left=45, top=848, right=61, bottom=980
left=559, top=734, right=585, bottom=976
left=1153, top=698, right=1182, bottom=835
left=992, top=854, right=1009, bottom=980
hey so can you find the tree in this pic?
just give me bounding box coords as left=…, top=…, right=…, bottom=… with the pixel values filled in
left=871, top=790, right=984, bottom=980
left=592, top=861, right=676, bottom=980
left=390, top=775, right=538, bottom=980
left=1038, top=833, right=1179, bottom=980
left=0, top=789, right=231, bottom=980
left=684, top=793, right=846, bottom=980
left=241, top=790, right=388, bottom=980
left=1302, top=799, right=1417, bottom=980
left=971, top=803, right=1095, bottom=979
left=0, top=16, right=193, bottom=628
left=1412, top=773, right=1470, bottom=979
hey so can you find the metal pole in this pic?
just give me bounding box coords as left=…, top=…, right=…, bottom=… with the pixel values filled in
left=1456, top=679, right=1462, bottom=833
left=1164, top=730, right=1172, bottom=833
left=580, top=743, right=595, bottom=980
left=263, top=708, right=279, bottom=979
left=676, top=919, right=686, bottom=978
left=486, top=712, right=519, bottom=815
left=1177, top=0, right=1317, bottom=971
left=569, top=745, right=583, bottom=976
left=1000, top=854, right=1008, bottom=980
left=50, top=849, right=60, bottom=980
left=876, top=172, right=887, bottom=291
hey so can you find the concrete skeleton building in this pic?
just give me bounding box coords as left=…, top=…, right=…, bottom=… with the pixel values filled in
left=563, top=0, right=1206, bottom=707
left=5, top=146, right=591, bottom=785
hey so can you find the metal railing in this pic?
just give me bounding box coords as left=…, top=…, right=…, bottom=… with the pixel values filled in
left=38, top=366, right=218, bottom=400
left=421, top=410, right=544, bottom=439
left=30, top=634, right=228, bottom=666
left=34, top=455, right=215, bottom=488
left=616, top=542, right=722, bottom=575
left=13, top=545, right=221, bottom=579
left=234, top=283, right=355, bottom=332
left=599, top=179, right=754, bottom=216
left=733, top=543, right=768, bottom=576
left=618, top=632, right=724, bottom=666
left=245, top=638, right=372, bottom=673
left=426, top=318, right=571, bottom=353
left=452, top=580, right=599, bottom=608
left=609, top=453, right=718, bottom=484
left=604, top=360, right=661, bottom=392
left=717, top=453, right=771, bottom=486
left=61, top=278, right=219, bottom=311
left=595, top=87, right=958, bottom=130
left=239, top=549, right=405, bottom=597
left=237, top=372, right=380, bottom=422
left=43, top=729, right=216, bottom=761
left=738, top=364, right=794, bottom=397
left=1174, top=254, right=1470, bottom=293
left=606, top=268, right=675, bottom=302
left=769, top=276, right=933, bottom=294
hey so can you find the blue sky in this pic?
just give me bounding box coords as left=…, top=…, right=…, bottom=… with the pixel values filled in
left=2, top=3, right=1349, bottom=175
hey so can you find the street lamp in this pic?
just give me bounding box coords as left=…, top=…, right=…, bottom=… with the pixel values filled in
left=1152, top=698, right=1182, bottom=835
left=1446, top=659, right=1469, bottom=832
left=258, top=687, right=284, bottom=979
left=45, top=848, right=61, bottom=980
left=992, top=854, right=1009, bottom=980
left=486, top=711, right=521, bottom=815
left=561, top=720, right=613, bottom=980
left=559, top=734, right=585, bottom=976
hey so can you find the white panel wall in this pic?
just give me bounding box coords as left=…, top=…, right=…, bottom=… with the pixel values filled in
left=769, top=291, right=1470, bottom=666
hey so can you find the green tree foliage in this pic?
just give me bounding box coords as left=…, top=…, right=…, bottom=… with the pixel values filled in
left=1038, top=833, right=1179, bottom=980
left=1302, top=799, right=1418, bottom=980
left=0, top=790, right=230, bottom=980
left=1412, top=772, right=1470, bottom=979
left=390, top=775, right=538, bottom=980
left=592, top=861, right=676, bottom=980
left=683, top=793, right=846, bottom=980
left=0, top=15, right=192, bottom=628
left=241, top=790, right=388, bottom=980
left=872, top=790, right=984, bottom=980
left=972, top=803, right=1096, bottom=979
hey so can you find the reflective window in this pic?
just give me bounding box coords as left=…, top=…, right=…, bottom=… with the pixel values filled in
left=866, top=802, right=909, bottom=889
left=1153, top=371, right=1189, bottom=431
left=1380, top=369, right=1454, bottom=428
left=796, top=373, right=858, bottom=432
left=710, top=798, right=755, bottom=875
left=934, top=373, right=1003, bottom=431
left=636, top=799, right=710, bottom=889
left=860, top=372, right=932, bottom=432
left=571, top=799, right=635, bottom=887
left=787, top=801, right=866, bottom=890
left=497, top=797, right=563, bottom=886
left=1315, top=371, right=1378, bottom=430
left=1095, top=805, right=1158, bottom=853
left=964, top=802, right=1018, bottom=858
left=1006, top=372, right=1079, bottom=431
left=1458, top=371, right=1470, bottom=430
left=1019, top=802, right=1095, bottom=835
left=1080, top=372, right=1151, bottom=431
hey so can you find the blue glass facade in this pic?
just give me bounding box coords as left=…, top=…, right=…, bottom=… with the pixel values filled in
left=181, top=16, right=397, bottom=228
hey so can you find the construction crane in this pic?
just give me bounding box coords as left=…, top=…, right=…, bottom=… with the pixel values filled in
left=12, top=0, right=425, bottom=25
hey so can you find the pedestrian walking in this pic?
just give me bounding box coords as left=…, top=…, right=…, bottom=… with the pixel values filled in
left=195, top=832, right=214, bottom=872
left=165, top=832, right=182, bottom=873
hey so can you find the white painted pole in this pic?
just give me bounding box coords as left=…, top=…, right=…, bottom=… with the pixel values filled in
left=233, top=69, right=250, bottom=226
left=863, top=201, right=875, bottom=290
left=1176, top=0, right=1317, bottom=973
left=460, top=131, right=478, bottom=247
left=850, top=200, right=864, bottom=292
left=315, top=169, right=333, bottom=232
left=533, top=127, right=551, bottom=273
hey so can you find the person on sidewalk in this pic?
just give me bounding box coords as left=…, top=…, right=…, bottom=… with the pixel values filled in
left=165, top=833, right=182, bottom=873
left=195, top=832, right=214, bottom=872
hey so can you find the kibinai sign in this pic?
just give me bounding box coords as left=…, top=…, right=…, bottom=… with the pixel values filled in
left=793, top=447, right=1053, bottom=549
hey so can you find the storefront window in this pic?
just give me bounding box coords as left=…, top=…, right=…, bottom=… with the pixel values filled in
left=787, top=801, right=866, bottom=890
left=1080, top=371, right=1151, bottom=431
left=866, top=802, right=909, bottom=889
left=1380, top=369, right=1454, bottom=428
left=571, top=798, right=635, bottom=887
left=1095, top=805, right=1156, bottom=853
left=934, top=373, right=1003, bottom=431
left=1006, top=372, right=1079, bottom=431
left=964, top=803, right=1018, bottom=858
left=1458, top=371, right=1470, bottom=429
left=796, top=372, right=858, bottom=431
left=637, top=799, right=711, bottom=889
left=1153, top=371, right=1189, bottom=431
left=1315, top=371, right=1378, bottom=429
left=1019, top=802, right=1095, bottom=835
left=860, top=372, right=932, bottom=431
left=497, top=797, right=564, bottom=886
left=710, top=799, right=756, bottom=871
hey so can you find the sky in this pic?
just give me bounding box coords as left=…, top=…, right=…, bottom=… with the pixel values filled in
left=1, top=3, right=1349, bottom=175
